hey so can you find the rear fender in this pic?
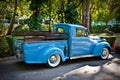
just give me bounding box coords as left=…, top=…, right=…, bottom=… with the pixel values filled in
left=37, top=46, right=67, bottom=63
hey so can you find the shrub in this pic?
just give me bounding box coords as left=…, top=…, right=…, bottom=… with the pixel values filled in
left=0, top=36, right=13, bottom=58
left=109, top=26, right=120, bottom=33
left=92, top=25, right=106, bottom=33
left=0, top=36, right=9, bottom=57
left=101, top=36, right=116, bottom=46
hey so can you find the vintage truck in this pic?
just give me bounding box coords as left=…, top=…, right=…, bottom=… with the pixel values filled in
left=13, top=23, right=111, bottom=67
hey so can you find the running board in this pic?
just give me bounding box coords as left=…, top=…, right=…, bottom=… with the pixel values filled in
left=70, top=55, right=94, bottom=59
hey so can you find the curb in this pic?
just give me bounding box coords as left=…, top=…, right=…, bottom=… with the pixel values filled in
left=0, top=56, right=16, bottom=61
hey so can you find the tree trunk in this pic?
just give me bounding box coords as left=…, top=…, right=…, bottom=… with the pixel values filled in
left=89, top=14, right=92, bottom=32
left=7, top=0, right=18, bottom=35
left=49, top=0, right=52, bottom=32
left=85, top=0, right=91, bottom=33
left=67, top=0, right=72, bottom=4
left=60, top=0, right=64, bottom=23
left=81, top=6, right=85, bottom=26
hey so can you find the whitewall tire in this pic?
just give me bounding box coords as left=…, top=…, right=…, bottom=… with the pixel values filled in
left=101, top=48, right=109, bottom=59
left=47, top=54, right=61, bottom=68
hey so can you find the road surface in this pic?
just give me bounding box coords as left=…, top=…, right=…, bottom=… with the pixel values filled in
left=0, top=53, right=120, bottom=80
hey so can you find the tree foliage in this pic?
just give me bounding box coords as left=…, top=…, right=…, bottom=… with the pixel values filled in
left=109, top=0, right=120, bottom=22
left=17, top=0, right=32, bottom=17
left=64, top=1, right=80, bottom=23
left=0, top=0, right=14, bottom=20
left=56, top=0, right=81, bottom=24
left=91, top=0, right=110, bottom=23
left=1, top=0, right=120, bottom=57
left=0, top=0, right=120, bottom=33
left=7, top=0, right=18, bottom=35
left=26, top=0, right=48, bottom=31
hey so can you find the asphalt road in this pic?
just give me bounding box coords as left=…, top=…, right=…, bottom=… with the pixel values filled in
left=0, top=53, right=120, bottom=80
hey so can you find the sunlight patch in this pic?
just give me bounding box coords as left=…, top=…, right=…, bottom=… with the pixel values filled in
left=53, top=65, right=101, bottom=80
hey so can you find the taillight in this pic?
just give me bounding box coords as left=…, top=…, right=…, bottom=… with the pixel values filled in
left=14, top=48, right=23, bottom=54
left=112, top=43, right=117, bottom=50
left=14, top=49, right=23, bottom=58
left=20, top=51, right=23, bottom=54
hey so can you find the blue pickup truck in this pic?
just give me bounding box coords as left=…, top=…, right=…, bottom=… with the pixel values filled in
left=13, top=23, right=111, bottom=67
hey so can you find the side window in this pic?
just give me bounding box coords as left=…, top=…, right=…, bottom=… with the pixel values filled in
left=76, top=28, right=86, bottom=37
left=57, top=27, right=64, bottom=33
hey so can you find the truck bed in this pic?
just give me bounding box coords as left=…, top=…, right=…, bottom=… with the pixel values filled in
left=13, top=31, right=69, bottom=42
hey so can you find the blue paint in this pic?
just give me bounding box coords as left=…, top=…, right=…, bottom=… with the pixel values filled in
left=13, top=23, right=111, bottom=65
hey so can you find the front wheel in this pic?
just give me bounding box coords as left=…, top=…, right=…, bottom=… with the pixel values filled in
left=101, top=48, right=109, bottom=59
left=47, top=54, right=61, bottom=68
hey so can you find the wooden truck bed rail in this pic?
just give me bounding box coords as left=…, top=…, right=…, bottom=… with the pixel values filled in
left=13, top=31, right=69, bottom=42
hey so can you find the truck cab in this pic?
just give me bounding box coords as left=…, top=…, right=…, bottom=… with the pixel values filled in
left=13, top=23, right=111, bottom=67
left=54, top=23, right=111, bottom=57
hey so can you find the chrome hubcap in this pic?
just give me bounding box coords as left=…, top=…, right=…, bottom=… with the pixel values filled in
left=102, top=49, right=107, bottom=57
left=49, top=55, right=57, bottom=64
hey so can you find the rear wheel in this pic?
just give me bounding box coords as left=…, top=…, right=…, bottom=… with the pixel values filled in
left=101, top=48, right=109, bottom=59
left=47, top=54, right=61, bottom=68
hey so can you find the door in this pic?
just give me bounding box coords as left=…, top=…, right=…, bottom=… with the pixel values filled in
left=70, top=28, right=92, bottom=57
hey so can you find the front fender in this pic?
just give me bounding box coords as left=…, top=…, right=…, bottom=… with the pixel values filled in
left=36, top=46, right=67, bottom=63
left=93, top=42, right=111, bottom=56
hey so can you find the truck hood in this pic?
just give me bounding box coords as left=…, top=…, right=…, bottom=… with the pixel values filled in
left=89, top=36, right=107, bottom=43
left=89, top=36, right=100, bottom=40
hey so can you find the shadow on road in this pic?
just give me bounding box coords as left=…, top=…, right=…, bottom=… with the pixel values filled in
left=53, top=53, right=120, bottom=80
left=14, top=54, right=114, bottom=71
left=15, top=61, right=47, bottom=71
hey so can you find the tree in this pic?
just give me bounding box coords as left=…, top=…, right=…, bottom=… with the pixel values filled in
left=80, top=0, right=91, bottom=32
left=7, top=0, right=18, bottom=35
left=109, top=0, right=120, bottom=22
left=56, top=0, right=65, bottom=23
left=0, top=0, right=14, bottom=20
left=17, top=0, right=31, bottom=17
left=57, top=0, right=82, bottom=24
left=85, top=0, right=91, bottom=32
left=91, top=0, right=110, bottom=25
left=64, top=0, right=80, bottom=24
left=27, top=0, right=48, bottom=31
